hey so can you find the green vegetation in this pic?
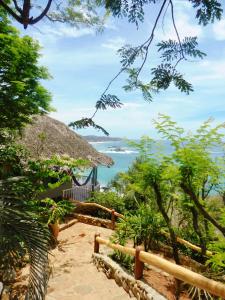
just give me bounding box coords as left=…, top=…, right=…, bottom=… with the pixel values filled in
left=0, top=143, right=87, bottom=298
left=92, top=116, right=225, bottom=296
left=40, top=198, right=75, bottom=225
left=0, top=1, right=225, bottom=299
left=0, top=7, right=52, bottom=143
left=0, top=10, right=88, bottom=299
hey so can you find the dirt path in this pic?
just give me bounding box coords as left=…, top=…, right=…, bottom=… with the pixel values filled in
left=46, top=222, right=133, bottom=300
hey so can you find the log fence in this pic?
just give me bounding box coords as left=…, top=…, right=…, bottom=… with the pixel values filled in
left=84, top=203, right=213, bottom=257
left=93, top=235, right=225, bottom=298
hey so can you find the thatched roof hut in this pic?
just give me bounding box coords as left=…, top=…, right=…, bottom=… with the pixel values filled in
left=18, top=115, right=113, bottom=167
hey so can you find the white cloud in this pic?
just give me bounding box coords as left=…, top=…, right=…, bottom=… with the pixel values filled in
left=103, top=20, right=118, bottom=31
left=157, top=3, right=203, bottom=41
left=101, top=37, right=126, bottom=51
left=123, top=102, right=145, bottom=109
left=29, top=24, right=95, bottom=46
left=213, top=19, right=225, bottom=40
left=194, top=59, right=225, bottom=81
left=50, top=106, right=93, bottom=124
left=46, top=26, right=94, bottom=38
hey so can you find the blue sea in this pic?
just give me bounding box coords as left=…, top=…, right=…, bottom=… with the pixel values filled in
left=90, top=140, right=224, bottom=187
left=91, top=140, right=139, bottom=186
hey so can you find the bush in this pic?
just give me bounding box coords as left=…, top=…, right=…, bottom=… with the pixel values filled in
left=89, top=191, right=125, bottom=214
left=0, top=144, right=27, bottom=179
left=113, top=204, right=164, bottom=251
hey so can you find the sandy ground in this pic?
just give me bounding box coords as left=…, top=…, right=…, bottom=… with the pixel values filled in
left=46, top=222, right=133, bottom=300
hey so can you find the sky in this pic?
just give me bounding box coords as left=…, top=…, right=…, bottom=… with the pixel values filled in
left=15, top=0, right=225, bottom=139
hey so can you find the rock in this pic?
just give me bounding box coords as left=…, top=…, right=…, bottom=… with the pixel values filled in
left=92, top=253, right=166, bottom=300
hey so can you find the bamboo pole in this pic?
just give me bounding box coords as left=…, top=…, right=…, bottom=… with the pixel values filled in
left=96, top=237, right=136, bottom=257
left=161, top=230, right=213, bottom=257
left=96, top=236, right=225, bottom=298
left=79, top=201, right=212, bottom=256
left=139, top=251, right=225, bottom=298
left=134, top=246, right=144, bottom=280
left=75, top=202, right=112, bottom=213
left=114, top=211, right=125, bottom=219
left=111, top=209, right=116, bottom=230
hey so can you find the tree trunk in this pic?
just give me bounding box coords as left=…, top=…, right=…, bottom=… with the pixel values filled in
left=222, top=191, right=225, bottom=206
left=181, top=183, right=225, bottom=237
left=190, top=206, right=207, bottom=260
left=153, top=182, right=180, bottom=265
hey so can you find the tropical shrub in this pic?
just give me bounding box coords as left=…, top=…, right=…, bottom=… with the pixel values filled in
left=108, top=115, right=225, bottom=280
left=0, top=143, right=27, bottom=179
left=113, top=204, right=164, bottom=251
left=39, top=198, right=75, bottom=224
left=0, top=178, right=50, bottom=299
left=89, top=191, right=125, bottom=214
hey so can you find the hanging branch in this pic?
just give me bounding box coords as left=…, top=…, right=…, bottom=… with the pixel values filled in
left=70, top=0, right=206, bottom=135
left=12, top=0, right=22, bottom=14
left=70, top=0, right=169, bottom=135
left=0, top=0, right=53, bottom=28
left=0, top=0, right=221, bottom=135
left=0, top=0, right=23, bottom=23
left=30, top=0, right=53, bottom=25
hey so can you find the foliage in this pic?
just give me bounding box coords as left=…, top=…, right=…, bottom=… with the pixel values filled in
left=104, top=0, right=223, bottom=26
left=0, top=178, right=50, bottom=300
left=110, top=251, right=134, bottom=272
left=0, top=0, right=106, bottom=29
left=207, top=238, right=225, bottom=273
left=0, top=143, right=27, bottom=179
left=71, top=0, right=223, bottom=134
left=108, top=115, right=225, bottom=273
left=69, top=117, right=110, bottom=136
left=0, top=147, right=88, bottom=299
left=0, top=7, right=52, bottom=142
left=39, top=198, right=75, bottom=224
left=27, top=154, right=89, bottom=194
left=0, top=1, right=223, bottom=136
left=90, top=191, right=125, bottom=213
left=113, top=204, right=164, bottom=251
left=1, top=1, right=223, bottom=28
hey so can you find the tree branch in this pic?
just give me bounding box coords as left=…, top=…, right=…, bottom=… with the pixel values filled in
left=30, top=0, right=53, bottom=25
left=0, top=0, right=23, bottom=23
left=135, top=0, right=168, bottom=81
left=181, top=182, right=225, bottom=237
left=75, top=0, right=169, bottom=131
left=169, top=0, right=186, bottom=69
left=12, top=0, right=22, bottom=14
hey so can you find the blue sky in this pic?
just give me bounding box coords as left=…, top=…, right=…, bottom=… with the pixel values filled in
left=16, top=1, right=225, bottom=138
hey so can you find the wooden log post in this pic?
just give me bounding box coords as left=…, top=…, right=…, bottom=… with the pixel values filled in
left=94, top=233, right=100, bottom=253
left=95, top=236, right=225, bottom=298
left=134, top=246, right=144, bottom=280
left=111, top=209, right=116, bottom=230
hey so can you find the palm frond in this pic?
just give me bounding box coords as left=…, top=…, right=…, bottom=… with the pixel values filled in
left=0, top=205, right=50, bottom=300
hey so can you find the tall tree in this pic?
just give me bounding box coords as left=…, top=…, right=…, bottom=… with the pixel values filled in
left=0, top=11, right=52, bottom=299
left=0, top=7, right=52, bottom=142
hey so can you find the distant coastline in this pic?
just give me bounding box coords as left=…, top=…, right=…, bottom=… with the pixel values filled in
left=82, top=135, right=123, bottom=143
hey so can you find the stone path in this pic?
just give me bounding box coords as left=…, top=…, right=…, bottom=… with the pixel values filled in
left=46, top=222, right=133, bottom=300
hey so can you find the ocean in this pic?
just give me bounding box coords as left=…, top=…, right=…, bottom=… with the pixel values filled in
left=90, top=140, right=224, bottom=187
left=90, top=140, right=139, bottom=187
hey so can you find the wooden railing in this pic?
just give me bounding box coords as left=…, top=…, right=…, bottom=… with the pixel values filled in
left=68, top=201, right=213, bottom=256
left=94, top=235, right=225, bottom=298
left=83, top=204, right=213, bottom=257
left=72, top=202, right=123, bottom=229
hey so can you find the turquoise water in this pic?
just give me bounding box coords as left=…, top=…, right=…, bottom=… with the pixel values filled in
left=91, top=141, right=139, bottom=186
left=90, top=140, right=224, bottom=187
